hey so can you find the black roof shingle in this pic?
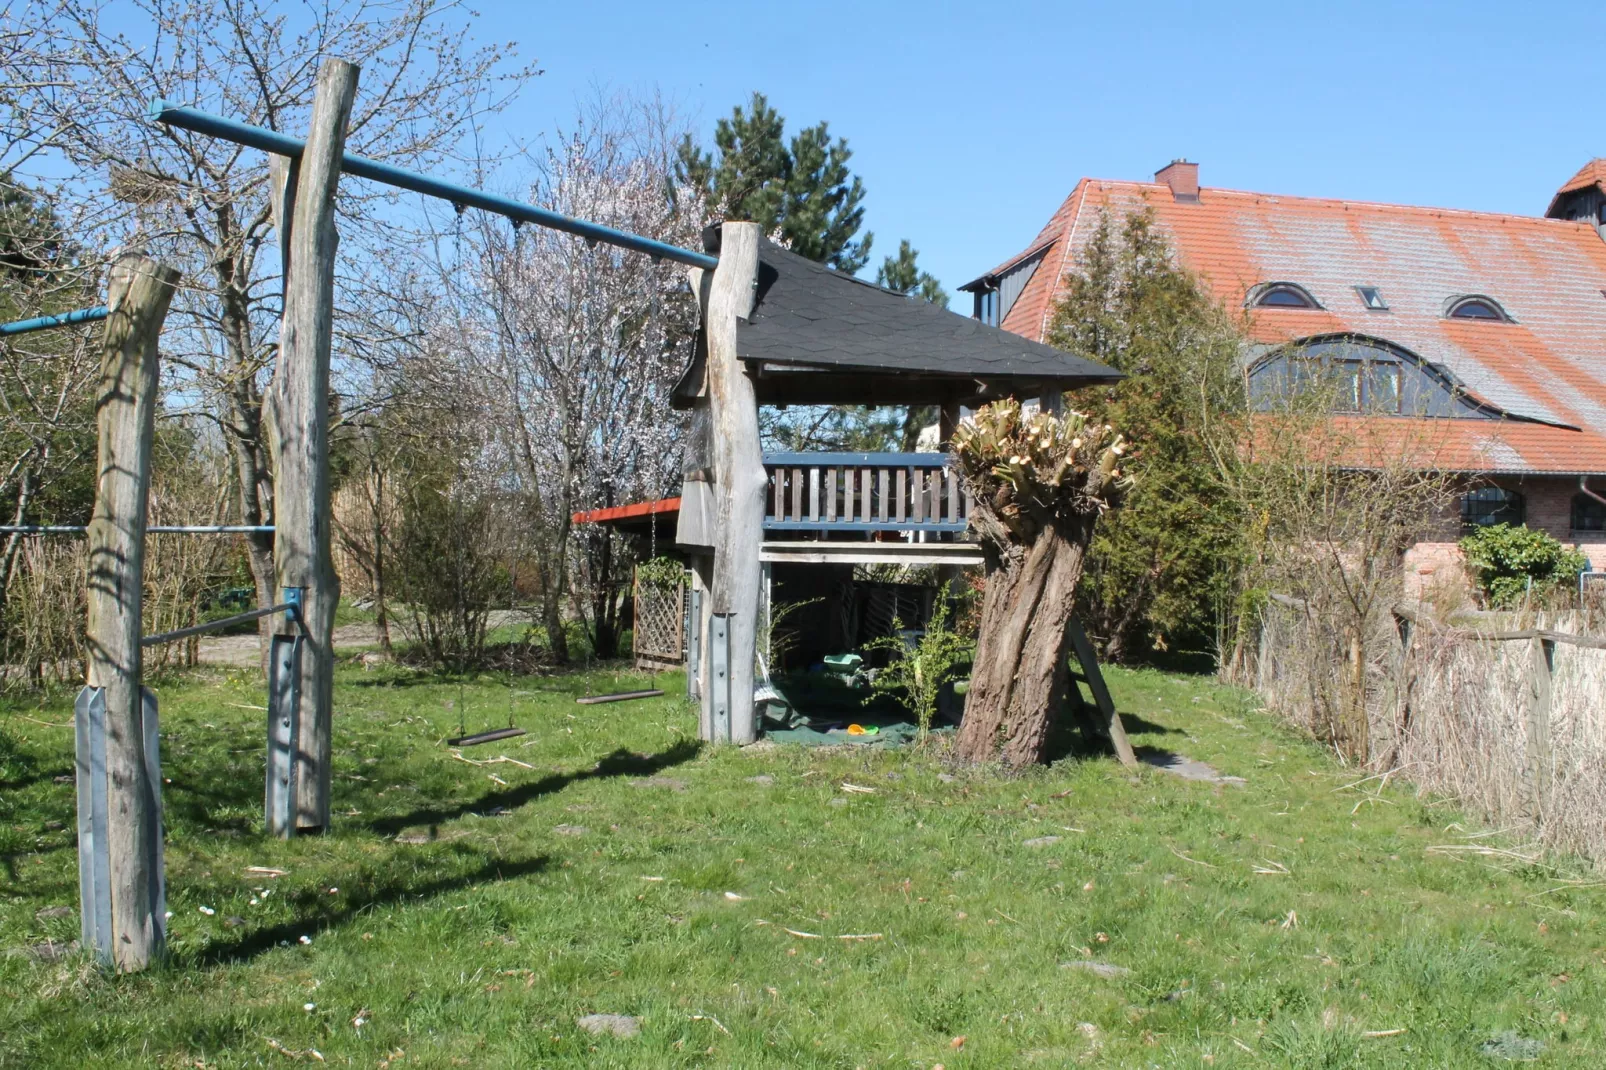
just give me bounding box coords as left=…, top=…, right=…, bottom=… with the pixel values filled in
left=672, top=239, right=1119, bottom=408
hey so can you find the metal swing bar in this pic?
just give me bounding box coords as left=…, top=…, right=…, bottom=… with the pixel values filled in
left=140, top=601, right=297, bottom=647
left=0, top=524, right=276, bottom=535
left=148, top=100, right=720, bottom=271
left=0, top=305, right=109, bottom=337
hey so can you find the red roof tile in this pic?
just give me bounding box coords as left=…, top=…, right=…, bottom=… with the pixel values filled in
left=1556, top=158, right=1606, bottom=198
left=987, top=174, right=1606, bottom=475
left=1306, top=417, right=1606, bottom=475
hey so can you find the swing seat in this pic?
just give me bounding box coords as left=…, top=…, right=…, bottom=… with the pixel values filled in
left=447, top=726, right=527, bottom=747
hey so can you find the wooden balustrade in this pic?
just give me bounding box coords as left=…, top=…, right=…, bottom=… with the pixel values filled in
left=763, top=452, right=971, bottom=534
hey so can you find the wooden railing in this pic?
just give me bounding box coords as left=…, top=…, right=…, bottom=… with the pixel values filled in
left=763, top=452, right=971, bottom=535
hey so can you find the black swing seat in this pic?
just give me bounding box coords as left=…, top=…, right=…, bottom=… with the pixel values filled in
left=447, top=726, right=527, bottom=747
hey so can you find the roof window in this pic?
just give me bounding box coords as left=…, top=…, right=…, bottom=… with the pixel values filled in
left=1355, top=286, right=1388, bottom=311
left=1251, top=283, right=1319, bottom=310
left=1446, top=295, right=1512, bottom=322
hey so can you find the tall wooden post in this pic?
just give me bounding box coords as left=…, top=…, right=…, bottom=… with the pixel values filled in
left=271, top=57, right=357, bottom=832
left=702, top=222, right=764, bottom=743
left=83, top=254, right=178, bottom=971
left=1525, top=635, right=1555, bottom=822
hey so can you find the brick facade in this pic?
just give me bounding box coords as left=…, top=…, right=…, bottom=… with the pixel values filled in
left=1404, top=476, right=1606, bottom=598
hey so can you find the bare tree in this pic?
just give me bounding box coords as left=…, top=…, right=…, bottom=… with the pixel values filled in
left=1218, top=404, right=1456, bottom=761
left=423, top=97, right=700, bottom=661
left=9, top=0, right=535, bottom=659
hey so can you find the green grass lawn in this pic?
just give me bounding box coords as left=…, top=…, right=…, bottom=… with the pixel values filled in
left=1, top=661, right=1601, bottom=1068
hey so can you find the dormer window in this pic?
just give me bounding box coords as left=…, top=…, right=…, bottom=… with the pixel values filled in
left=1250, top=282, right=1320, bottom=310
left=1446, top=295, right=1512, bottom=322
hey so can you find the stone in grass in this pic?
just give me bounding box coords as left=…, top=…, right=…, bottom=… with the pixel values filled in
left=34, top=905, right=73, bottom=921
left=1060, top=960, right=1131, bottom=979
left=745, top=774, right=775, bottom=786
left=1022, top=836, right=1062, bottom=848
left=576, top=1013, right=641, bottom=1038
left=630, top=776, right=687, bottom=792
left=1480, top=1032, right=1544, bottom=1061
left=553, top=824, right=589, bottom=836
left=828, top=797, right=848, bottom=808
left=25, top=939, right=78, bottom=962
left=394, top=829, right=433, bottom=845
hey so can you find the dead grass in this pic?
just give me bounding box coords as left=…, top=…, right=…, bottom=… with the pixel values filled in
left=1246, top=599, right=1606, bottom=862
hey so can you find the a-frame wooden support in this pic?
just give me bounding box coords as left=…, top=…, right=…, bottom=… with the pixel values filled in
left=1065, top=615, right=1138, bottom=768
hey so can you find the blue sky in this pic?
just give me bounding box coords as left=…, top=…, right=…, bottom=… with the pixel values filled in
left=479, top=0, right=1601, bottom=296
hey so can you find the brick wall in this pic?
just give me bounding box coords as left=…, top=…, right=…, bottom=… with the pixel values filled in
left=1405, top=476, right=1606, bottom=599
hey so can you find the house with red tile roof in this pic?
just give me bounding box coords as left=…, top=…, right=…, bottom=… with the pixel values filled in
left=961, top=158, right=1606, bottom=586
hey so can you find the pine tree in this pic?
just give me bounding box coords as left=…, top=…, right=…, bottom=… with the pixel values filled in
left=678, top=92, right=872, bottom=273
left=875, top=238, right=948, bottom=308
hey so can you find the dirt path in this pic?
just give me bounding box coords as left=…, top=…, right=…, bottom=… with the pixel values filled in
left=195, top=610, right=528, bottom=667
left=195, top=623, right=382, bottom=667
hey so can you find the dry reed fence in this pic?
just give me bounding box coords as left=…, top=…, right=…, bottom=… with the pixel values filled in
left=2, top=458, right=240, bottom=689
left=1244, top=594, right=1606, bottom=860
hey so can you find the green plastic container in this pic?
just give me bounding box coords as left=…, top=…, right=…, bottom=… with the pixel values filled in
left=822, top=653, right=863, bottom=675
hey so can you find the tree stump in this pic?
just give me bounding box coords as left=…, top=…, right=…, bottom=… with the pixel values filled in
left=952, top=401, right=1127, bottom=766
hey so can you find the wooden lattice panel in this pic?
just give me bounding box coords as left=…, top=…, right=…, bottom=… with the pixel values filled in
left=633, top=574, right=685, bottom=666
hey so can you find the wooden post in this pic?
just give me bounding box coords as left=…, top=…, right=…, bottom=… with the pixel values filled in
left=703, top=221, right=764, bottom=743
left=270, top=57, right=357, bottom=832
left=1526, top=635, right=1555, bottom=822
left=84, top=254, right=179, bottom=971
left=1064, top=616, right=1138, bottom=768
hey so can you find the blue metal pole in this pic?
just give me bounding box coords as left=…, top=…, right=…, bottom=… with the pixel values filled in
left=0, top=306, right=109, bottom=337
left=148, top=100, right=720, bottom=271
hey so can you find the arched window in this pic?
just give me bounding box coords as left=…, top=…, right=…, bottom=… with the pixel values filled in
left=1573, top=493, right=1606, bottom=532
left=1447, top=296, right=1511, bottom=322
left=1252, top=283, right=1319, bottom=309
left=1461, top=486, right=1525, bottom=528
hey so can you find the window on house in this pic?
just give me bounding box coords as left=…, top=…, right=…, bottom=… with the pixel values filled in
left=1256, top=284, right=1316, bottom=309
left=1333, top=361, right=1361, bottom=411
left=1573, top=493, right=1606, bottom=532
left=1355, top=286, right=1388, bottom=310
left=1461, top=486, right=1525, bottom=528
left=974, top=288, right=999, bottom=326
left=1367, top=364, right=1401, bottom=413
left=1297, top=358, right=1400, bottom=413
left=1448, top=297, right=1508, bottom=321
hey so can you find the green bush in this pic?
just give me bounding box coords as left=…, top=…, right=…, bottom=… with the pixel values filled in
left=1459, top=523, right=1586, bottom=608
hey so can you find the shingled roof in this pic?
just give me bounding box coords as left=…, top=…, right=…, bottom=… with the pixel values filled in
left=672, top=239, right=1119, bottom=408
left=971, top=165, right=1606, bottom=475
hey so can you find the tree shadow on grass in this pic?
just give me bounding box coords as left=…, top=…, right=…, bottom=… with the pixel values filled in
left=1119, top=712, right=1186, bottom=736
left=192, top=845, right=550, bottom=966
left=364, top=738, right=703, bottom=838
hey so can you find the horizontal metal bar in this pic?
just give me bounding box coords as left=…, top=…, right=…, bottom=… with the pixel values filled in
left=0, top=524, right=273, bottom=535
left=0, top=306, right=109, bottom=337
left=764, top=451, right=952, bottom=467
left=150, top=101, right=719, bottom=271
left=141, top=603, right=292, bottom=647
left=762, top=520, right=969, bottom=533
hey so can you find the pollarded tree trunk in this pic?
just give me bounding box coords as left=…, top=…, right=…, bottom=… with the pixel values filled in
left=952, top=401, right=1126, bottom=766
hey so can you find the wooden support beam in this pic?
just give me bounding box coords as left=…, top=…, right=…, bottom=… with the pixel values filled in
left=1065, top=616, right=1138, bottom=768
left=84, top=254, right=179, bottom=971
left=270, top=57, right=358, bottom=832
left=939, top=399, right=961, bottom=447
left=702, top=221, right=764, bottom=744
